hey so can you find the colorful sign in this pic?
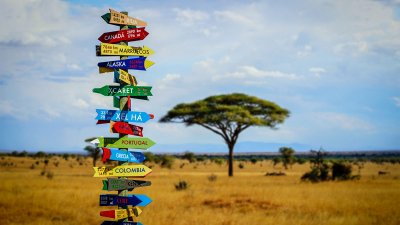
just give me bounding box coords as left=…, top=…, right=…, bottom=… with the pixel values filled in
left=93, top=85, right=152, bottom=97
left=116, top=69, right=137, bottom=86
left=100, top=194, right=152, bottom=207
left=110, top=121, right=143, bottom=136
left=104, top=9, right=147, bottom=27
left=102, top=178, right=151, bottom=191
left=97, top=43, right=154, bottom=57
left=102, top=148, right=146, bottom=163
left=96, top=109, right=154, bottom=123
left=101, top=221, right=143, bottom=225
left=93, top=165, right=152, bottom=178
left=98, top=28, right=149, bottom=44
left=92, top=137, right=156, bottom=149
left=98, top=58, right=154, bottom=71
left=100, top=207, right=142, bottom=220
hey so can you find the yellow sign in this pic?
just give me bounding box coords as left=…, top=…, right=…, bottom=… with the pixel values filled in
left=110, top=9, right=147, bottom=27
left=113, top=207, right=143, bottom=220
left=100, top=43, right=154, bottom=57
left=119, top=69, right=137, bottom=85
left=93, top=165, right=152, bottom=177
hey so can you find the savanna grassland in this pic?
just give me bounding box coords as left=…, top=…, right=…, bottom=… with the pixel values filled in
left=0, top=155, right=399, bottom=225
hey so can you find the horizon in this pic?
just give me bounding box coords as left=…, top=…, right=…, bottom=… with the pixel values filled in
left=0, top=0, right=399, bottom=153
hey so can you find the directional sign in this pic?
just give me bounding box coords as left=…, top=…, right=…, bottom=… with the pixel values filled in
left=97, top=43, right=154, bottom=57
left=101, top=221, right=143, bottom=225
left=98, top=58, right=154, bottom=71
left=100, top=194, right=152, bottom=207
left=102, top=9, right=147, bottom=27
left=93, top=85, right=152, bottom=97
left=98, top=28, right=149, bottom=44
left=103, top=178, right=151, bottom=191
left=93, top=165, right=152, bottom=178
left=93, top=137, right=156, bottom=149
left=100, top=207, right=142, bottom=220
left=102, top=148, right=146, bottom=163
left=110, top=121, right=143, bottom=136
left=96, top=109, right=154, bottom=123
left=115, top=69, right=137, bottom=86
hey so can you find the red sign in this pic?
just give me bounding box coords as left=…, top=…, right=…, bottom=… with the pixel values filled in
left=110, top=121, right=143, bottom=136
left=98, top=28, right=149, bottom=43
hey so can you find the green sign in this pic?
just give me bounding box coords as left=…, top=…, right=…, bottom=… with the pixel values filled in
left=93, top=85, right=152, bottom=97
left=94, top=137, right=156, bottom=149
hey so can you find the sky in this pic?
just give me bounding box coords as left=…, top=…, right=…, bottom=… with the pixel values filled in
left=0, top=0, right=399, bottom=153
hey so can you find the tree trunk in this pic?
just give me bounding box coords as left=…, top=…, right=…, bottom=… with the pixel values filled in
left=228, top=143, right=234, bottom=177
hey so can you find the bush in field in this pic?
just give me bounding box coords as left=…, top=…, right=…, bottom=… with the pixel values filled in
left=208, top=173, right=217, bottom=182
left=238, top=163, right=244, bottom=169
left=175, top=180, right=189, bottom=191
left=272, top=157, right=281, bottom=168
left=332, top=161, right=352, bottom=181
left=182, top=151, right=196, bottom=163
left=250, top=158, right=258, bottom=164
left=279, top=147, right=296, bottom=169
left=301, top=149, right=330, bottom=182
left=160, top=155, right=175, bottom=169
left=212, top=158, right=225, bottom=166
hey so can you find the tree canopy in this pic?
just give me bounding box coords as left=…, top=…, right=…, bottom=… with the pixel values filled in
left=160, top=93, right=290, bottom=176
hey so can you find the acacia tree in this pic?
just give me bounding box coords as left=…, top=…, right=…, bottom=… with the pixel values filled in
left=84, top=137, right=102, bottom=166
left=160, top=93, right=290, bottom=176
left=279, top=147, right=295, bottom=169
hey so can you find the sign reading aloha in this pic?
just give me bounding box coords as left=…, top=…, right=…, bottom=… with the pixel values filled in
left=96, top=109, right=154, bottom=123
left=102, top=148, right=146, bottom=163
left=101, top=221, right=143, bottom=225
left=110, top=121, right=143, bottom=136
left=92, top=137, right=156, bottom=149
left=100, top=194, right=152, bottom=207
left=102, top=9, right=147, bottom=27
left=93, top=165, right=152, bottom=178
left=102, top=178, right=151, bottom=191
left=98, top=57, right=154, bottom=71
left=115, top=69, right=137, bottom=86
left=100, top=207, right=142, bottom=220
left=93, top=85, right=152, bottom=97
left=97, top=43, right=154, bottom=57
left=98, top=28, right=149, bottom=44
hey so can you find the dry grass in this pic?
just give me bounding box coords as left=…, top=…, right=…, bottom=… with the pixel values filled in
left=0, top=156, right=399, bottom=225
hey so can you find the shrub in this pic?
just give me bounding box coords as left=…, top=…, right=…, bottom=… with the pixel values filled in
left=160, top=155, right=175, bottom=169
left=332, top=161, right=352, bottom=181
left=175, top=180, right=189, bottom=191
left=238, top=163, right=244, bottom=169
left=46, top=171, right=54, bottom=180
left=208, top=173, right=217, bottom=182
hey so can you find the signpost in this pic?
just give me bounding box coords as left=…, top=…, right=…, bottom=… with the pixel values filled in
left=98, top=28, right=149, bottom=43
left=92, top=137, right=156, bottom=149
left=97, top=43, right=154, bottom=57
left=98, top=57, right=154, bottom=71
left=93, top=85, right=152, bottom=97
left=96, top=109, right=154, bottom=123
left=102, top=179, right=151, bottom=191
left=116, top=69, right=137, bottom=86
left=110, top=121, right=143, bottom=136
left=93, top=165, right=152, bottom=178
left=100, top=194, right=152, bottom=207
left=102, top=148, right=146, bottom=163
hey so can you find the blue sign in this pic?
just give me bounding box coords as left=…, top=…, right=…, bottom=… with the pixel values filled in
left=103, top=148, right=146, bottom=163
left=98, top=57, right=150, bottom=71
left=96, top=109, right=153, bottom=123
left=100, top=194, right=152, bottom=207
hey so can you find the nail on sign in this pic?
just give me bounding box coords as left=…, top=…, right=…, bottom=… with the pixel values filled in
left=100, top=194, right=152, bottom=207
left=96, top=109, right=153, bottom=123
left=93, top=85, right=152, bottom=97
left=102, top=148, right=145, bottom=163
left=97, top=43, right=154, bottom=57
left=98, top=58, right=154, bottom=71
left=102, top=178, right=151, bottom=191
left=93, top=165, right=152, bottom=178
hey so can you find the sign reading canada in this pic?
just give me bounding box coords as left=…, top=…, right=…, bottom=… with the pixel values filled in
left=93, top=165, right=152, bottom=178
left=98, top=28, right=149, bottom=43
left=96, top=109, right=153, bottom=123
left=97, top=43, right=154, bottom=57
left=102, top=178, right=151, bottom=191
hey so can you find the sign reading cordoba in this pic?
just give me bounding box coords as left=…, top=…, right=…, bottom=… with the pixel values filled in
left=92, top=85, right=152, bottom=97
left=98, top=57, right=154, bottom=71
left=92, top=137, right=156, bottom=149
left=102, top=178, right=151, bottom=191
left=98, top=28, right=149, bottom=44
left=102, top=148, right=145, bottom=163
left=93, top=165, right=152, bottom=178
left=95, top=109, right=154, bottom=123
left=97, top=43, right=154, bottom=57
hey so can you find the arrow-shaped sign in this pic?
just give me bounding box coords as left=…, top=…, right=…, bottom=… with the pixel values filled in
left=93, top=165, right=152, bottom=178
left=98, top=57, right=154, bottom=71
left=93, top=85, right=152, bottom=97
left=100, top=207, right=142, bottom=220
left=100, top=194, right=152, bottom=207
left=102, top=178, right=151, bottom=191
left=93, top=137, right=156, bottom=149
left=98, top=28, right=149, bottom=44
left=102, top=148, right=145, bottom=163
left=97, top=43, right=154, bottom=57
left=101, top=221, right=143, bottom=225
left=110, top=121, right=143, bottom=136
left=102, top=9, right=147, bottom=27
left=115, top=69, right=137, bottom=86
left=96, top=109, right=154, bottom=123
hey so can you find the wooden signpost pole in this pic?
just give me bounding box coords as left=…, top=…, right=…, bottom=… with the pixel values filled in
left=118, top=11, right=130, bottom=223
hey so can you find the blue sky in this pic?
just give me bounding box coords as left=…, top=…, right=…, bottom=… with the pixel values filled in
left=0, top=0, right=399, bottom=153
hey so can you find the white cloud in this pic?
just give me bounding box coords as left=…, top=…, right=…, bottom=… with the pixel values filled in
left=173, top=8, right=209, bottom=26
left=213, top=66, right=299, bottom=82
left=316, top=112, right=375, bottom=132
left=309, top=67, right=326, bottom=77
